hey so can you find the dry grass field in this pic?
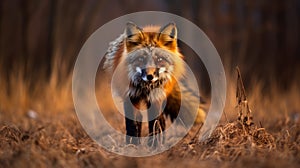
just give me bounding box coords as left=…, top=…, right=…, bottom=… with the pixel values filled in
left=0, top=62, right=299, bottom=167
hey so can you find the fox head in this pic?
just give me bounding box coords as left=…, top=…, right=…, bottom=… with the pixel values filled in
left=124, top=22, right=184, bottom=86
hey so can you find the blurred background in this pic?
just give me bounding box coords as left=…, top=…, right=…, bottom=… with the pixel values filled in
left=1, top=1, right=300, bottom=167
left=0, top=0, right=299, bottom=119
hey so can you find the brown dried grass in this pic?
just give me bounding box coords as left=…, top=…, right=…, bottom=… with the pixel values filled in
left=0, top=65, right=299, bottom=167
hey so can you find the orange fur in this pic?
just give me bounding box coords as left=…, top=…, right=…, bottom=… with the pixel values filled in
left=107, top=23, right=185, bottom=99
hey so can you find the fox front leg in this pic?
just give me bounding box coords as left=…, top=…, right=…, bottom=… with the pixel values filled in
left=124, top=99, right=142, bottom=145
left=147, top=100, right=166, bottom=147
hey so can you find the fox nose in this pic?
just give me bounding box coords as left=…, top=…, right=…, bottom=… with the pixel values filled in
left=146, top=75, right=153, bottom=81
left=141, top=67, right=157, bottom=82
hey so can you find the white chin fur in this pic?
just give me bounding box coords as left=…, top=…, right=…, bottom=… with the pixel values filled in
left=152, top=77, right=158, bottom=81
left=142, top=76, right=148, bottom=81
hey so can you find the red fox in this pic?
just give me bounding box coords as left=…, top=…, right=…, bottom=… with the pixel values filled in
left=103, top=22, right=206, bottom=145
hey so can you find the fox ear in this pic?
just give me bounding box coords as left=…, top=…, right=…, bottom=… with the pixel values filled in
left=125, top=22, right=144, bottom=46
left=158, top=22, right=177, bottom=48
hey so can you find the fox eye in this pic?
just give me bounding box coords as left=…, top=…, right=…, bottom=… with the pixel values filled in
left=138, top=57, right=144, bottom=62
left=157, top=57, right=164, bottom=62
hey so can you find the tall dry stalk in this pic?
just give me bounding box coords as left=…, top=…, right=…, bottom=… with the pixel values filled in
left=236, top=67, right=253, bottom=126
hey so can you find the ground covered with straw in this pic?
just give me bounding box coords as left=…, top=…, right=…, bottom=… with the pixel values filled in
left=0, top=70, right=299, bottom=168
